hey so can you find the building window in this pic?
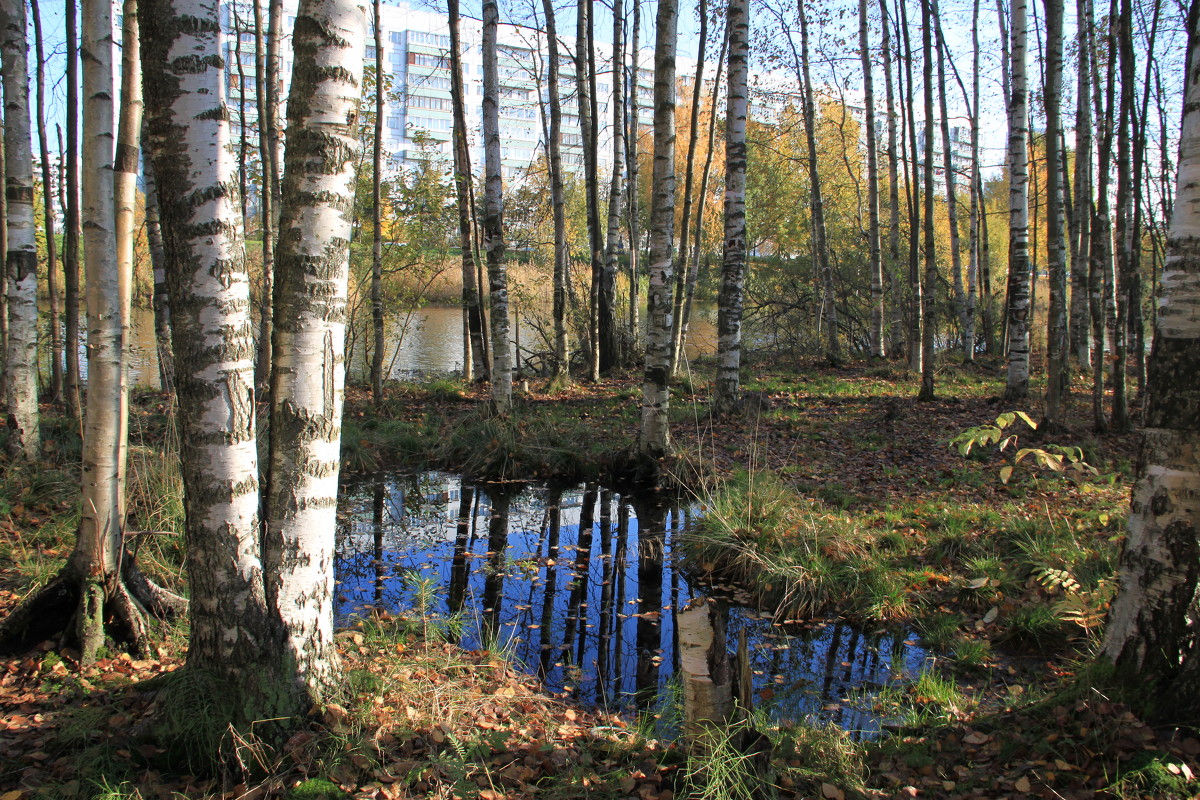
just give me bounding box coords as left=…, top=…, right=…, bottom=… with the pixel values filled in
left=408, top=52, right=448, bottom=68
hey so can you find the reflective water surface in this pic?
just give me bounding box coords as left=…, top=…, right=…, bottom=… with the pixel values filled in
left=335, top=473, right=929, bottom=736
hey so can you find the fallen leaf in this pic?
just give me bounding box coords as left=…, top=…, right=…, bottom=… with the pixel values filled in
left=1014, top=776, right=1031, bottom=792
left=821, top=783, right=844, bottom=800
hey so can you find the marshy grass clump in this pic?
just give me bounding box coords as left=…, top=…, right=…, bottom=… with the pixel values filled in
left=678, top=471, right=913, bottom=622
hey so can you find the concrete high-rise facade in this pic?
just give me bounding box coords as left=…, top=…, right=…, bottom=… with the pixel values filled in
left=223, top=0, right=649, bottom=179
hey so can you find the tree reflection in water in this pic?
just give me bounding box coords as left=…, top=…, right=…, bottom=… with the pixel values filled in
left=336, top=472, right=929, bottom=735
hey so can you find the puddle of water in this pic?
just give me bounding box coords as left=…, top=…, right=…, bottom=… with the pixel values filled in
left=335, top=472, right=929, bottom=737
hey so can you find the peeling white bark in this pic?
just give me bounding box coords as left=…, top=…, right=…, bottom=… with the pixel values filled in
left=266, top=0, right=367, bottom=700
left=2, top=0, right=40, bottom=460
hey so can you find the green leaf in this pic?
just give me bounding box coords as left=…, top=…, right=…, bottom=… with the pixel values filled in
left=999, top=465, right=1013, bottom=484
left=1014, top=411, right=1037, bottom=430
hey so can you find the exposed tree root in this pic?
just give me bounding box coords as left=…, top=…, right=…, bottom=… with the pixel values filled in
left=0, top=553, right=186, bottom=657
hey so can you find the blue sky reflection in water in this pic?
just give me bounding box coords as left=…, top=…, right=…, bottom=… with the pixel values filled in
left=335, top=472, right=930, bottom=737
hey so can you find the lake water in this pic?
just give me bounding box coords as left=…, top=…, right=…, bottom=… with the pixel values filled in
left=107, top=304, right=722, bottom=389
left=336, top=473, right=930, bottom=736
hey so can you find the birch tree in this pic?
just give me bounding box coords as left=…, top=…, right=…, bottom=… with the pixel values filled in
left=917, top=0, right=937, bottom=401
left=481, top=0, right=513, bottom=411
left=63, top=0, right=82, bottom=419
left=1043, top=0, right=1068, bottom=426
left=862, top=0, right=884, bottom=360
left=31, top=0, right=62, bottom=403
left=713, top=0, right=748, bottom=414
left=370, top=0, right=385, bottom=404
left=1003, top=0, right=1032, bottom=401
left=541, top=0, right=570, bottom=381
left=797, top=0, right=839, bottom=365
left=1070, top=0, right=1093, bottom=368
left=448, top=0, right=488, bottom=381
left=2, top=0, right=40, bottom=460
left=265, top=0, right=368, bottom=703
left=599, top=0, right=622, bottom=375
left=1101, top=0, right=1200, bottom=714
left=640, top=0, right=678, bottom=457
left=140, top=0, right=279, bottom=697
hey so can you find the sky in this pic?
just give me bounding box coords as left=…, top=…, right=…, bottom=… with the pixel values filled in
left=22, top=0, right=1190, bottom=192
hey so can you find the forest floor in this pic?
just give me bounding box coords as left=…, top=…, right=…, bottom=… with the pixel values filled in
left=3, top=356, right=1200, bottom=799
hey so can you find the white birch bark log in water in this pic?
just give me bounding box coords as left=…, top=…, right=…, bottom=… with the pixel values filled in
left=481, top=0, right=512, bottom=411
left=714, top=0, right=749, bottom=414
left=640, top=0, right=678, bottom=458
left=1101, top=0, right=1200, bottom=715
left=266, top=0, right=368, bottom=705
left=1, top=0, right=40, bottom=460
left=1003, top=0, right=1032, bottom=401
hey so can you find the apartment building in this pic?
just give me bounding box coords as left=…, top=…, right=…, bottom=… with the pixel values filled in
left=222, top=0, right=654, bottom=181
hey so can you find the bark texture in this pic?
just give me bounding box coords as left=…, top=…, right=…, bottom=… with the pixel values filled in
left=267, top=0, right=368, bottom=707
left=140, top=0, right=279, bottom=704
left=1101, top=3, right=1200, bottom=716
left=639, top=0, right=678, bottom=457
left=481, top=0, right=512, bottom=410
left=2, top=0, right=40, bottom=459
left=714, top=0, right=749, bottom=414
left=1004, top=0, right=1032, bottom=401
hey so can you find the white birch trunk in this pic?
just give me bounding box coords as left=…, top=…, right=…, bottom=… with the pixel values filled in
left=1101, top=9, right=1200, bottom=694
left=964, top=0, right=980, bottom=362
left=75, top=0, right=123, bottom=661
left=639, top=0, right=678, bottom=457
left=140, top=0, right=276, bottom=684
left=714, top=0, right=748, bottom=413
left=266, top=0, right=367, bottom=702
left=862, top=0, right=884, bottom=361
left=1043, top=0, right=1068, bottom=425
left=481, top=0, right=512, bottom=411
left=1003, top=0, right=1032, bottom=401
left=1069, top=0, right=1093, bottom=368
left=2, top=0, right=40, bottom=460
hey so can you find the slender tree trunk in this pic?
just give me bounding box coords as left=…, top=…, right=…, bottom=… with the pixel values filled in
left=370, top=0, right=385, bottom=405
left=604, top=0, right=626, bottom=375
left=1043, top=0, right=1068, bottom=425
left=76, top=0, right=130, bottom=662
left=257, top=0, right=284, bottom=398
left=934, top=13, right=964, bottom=363
left=798, top=0, right=839, bottom=365
left=627, top=0, right=642, bottom=354
left=1101, top=0, right=1200, bottom=716
left=880, top=0, right=903, bottom=357
left=540, top=0, right=569, bottom=381
left=142, top=154, right=174, bottom=394
left=917, top=0, right=937, bottom=400
left=233, top=6, right=249, bottom=228
left=1091, top=0, right=1116, bottom=432
left=141, top=0, right=280, bottom=716
left=578, top=0, right=604, bottom=380
left=1129, top=3, right=1161, bottom=402
left=1003, top=0, right=1032, bottom=401
left=62, top=0, right=81, bottom=419
left=1070, top=0, right=1093, bottom=369
left=481, top=0, right=512, bottom=411
left=640, top=0, right=678, bottom=458
left=1110, top=0, right=1134, bottom=431
left=685, top=27, right=727, bottom=351
left=965, top=0, right=981, bottom=362
left=31, top=0, right=62, bottom=404
left=862, top=0, right=884, bottom=360
left=447, top=0, right=488, bottom=382
left=670, top=1, right=706, bottom=376
left=714, top=0, right=748, bottom=414
left=2, top=0, right=40, bottom=460
left=900, top=0, right=922, bottom=372
left=266, top=0, right=368, bottom=710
